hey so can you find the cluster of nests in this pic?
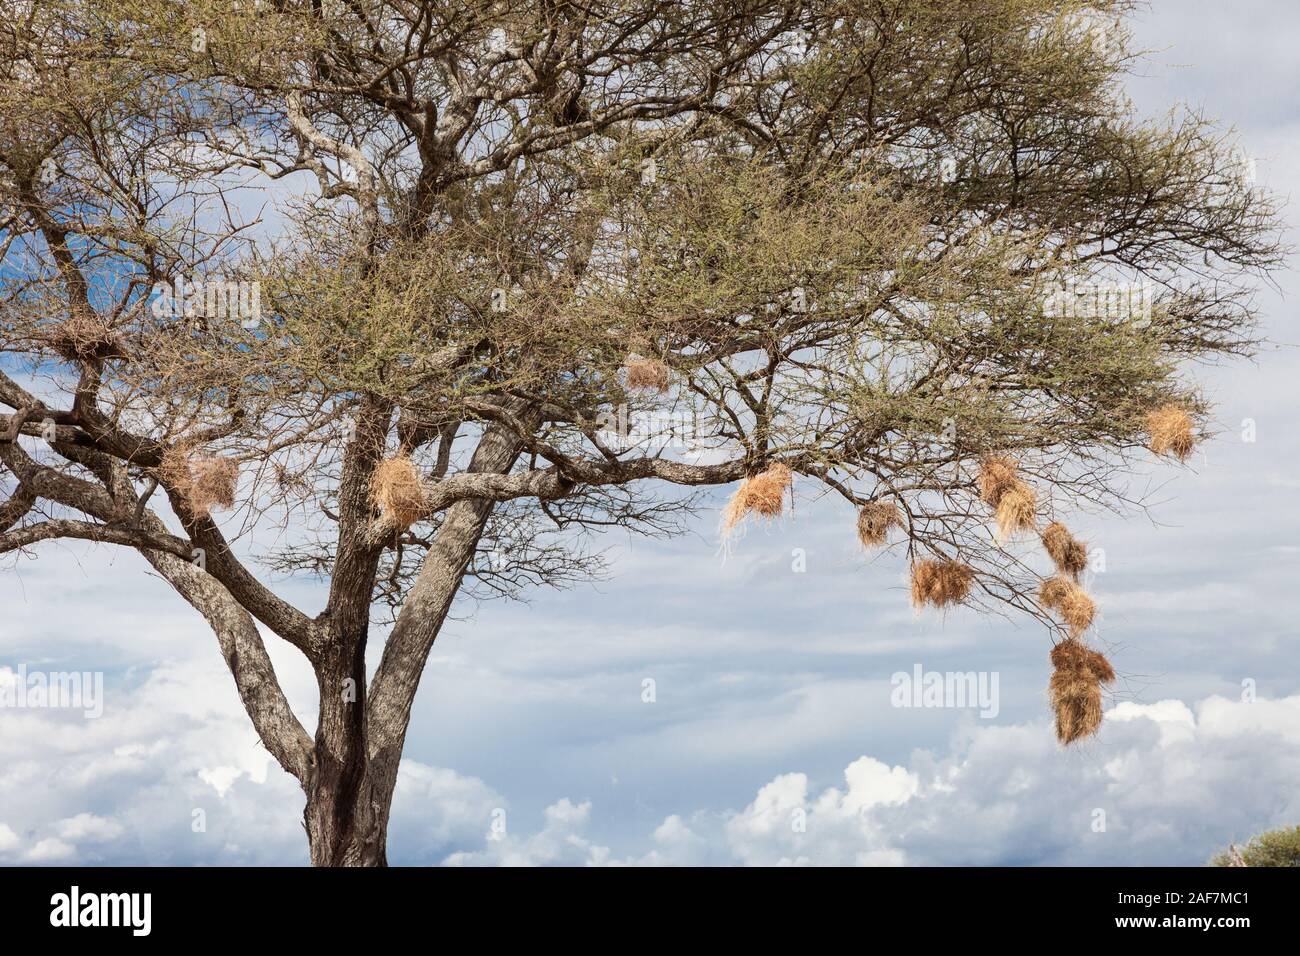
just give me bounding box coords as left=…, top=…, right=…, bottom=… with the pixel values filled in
left=964, top=454, right=1113, bottom=744
left=908, top=454, right=1098, bottom=621
left=902, top=403, right=1194, bottom=743
left=718, top=451, right=1130, bottom=746
left=362, top=398, right=1198, bottom=745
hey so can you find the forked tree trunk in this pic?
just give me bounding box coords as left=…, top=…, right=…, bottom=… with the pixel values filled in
left=301, top=420, right=528, bottom=865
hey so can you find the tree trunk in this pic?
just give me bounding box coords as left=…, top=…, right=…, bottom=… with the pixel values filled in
left=304, top=772, right=391, bottom=867
left=304, top=639, right=392, bottom=866
left=303, top=418, right=530, bottom=865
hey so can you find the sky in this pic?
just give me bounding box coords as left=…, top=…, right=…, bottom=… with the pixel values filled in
left=2, top=0, right=1300, bottom=866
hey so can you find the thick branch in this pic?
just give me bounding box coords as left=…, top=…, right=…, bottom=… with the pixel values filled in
left=0, top=518, right=193, bottom=558
left=142, top=548, right=314, bottom=782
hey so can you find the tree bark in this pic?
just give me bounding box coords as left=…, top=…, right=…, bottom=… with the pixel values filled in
left=303, top=634, right=389, bottom=866
left=302, top=418, right=530, bottom=866
left=303, top=764, right=391, bottom=867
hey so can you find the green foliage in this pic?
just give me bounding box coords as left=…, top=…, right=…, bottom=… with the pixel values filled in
left=1211, top=826, right=1300, bottom=867
left=1, top=0, right=1287, bottom=619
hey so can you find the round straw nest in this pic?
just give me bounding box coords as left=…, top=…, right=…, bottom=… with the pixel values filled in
left=721, top=462, right=793, bottom=535
left=1048, top=638, right=1115, bottom=745
left=976, top=455, right=1020, bottom=506
left=159, top=446, right=238, bottom=517
left=856, top=501, right=903, bottom=549
left=370, top=455, right=427, bottom=529
left=1146, top=403, right=1196, bottom=461
left=1039, top=575, right=1096, bottom=636
left=1041, top=522, right=1088, bottom=580
left=624, top=357, right=671, bottom=392
left=994, top=482, right=1037, bottom=541
left=910, top=558, right=974, bottom=609
left=977, top=455, right=1036, bottom=540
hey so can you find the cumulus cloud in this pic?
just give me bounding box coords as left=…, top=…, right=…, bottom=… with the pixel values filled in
left=387, top=762, right=508, bottom=864
left=399, top=693, right=1300, bottom=867
left=0, top=649, right=502, bottom=866
left=53, top=813, right=124, bottom=843
left=425, top=694, right=1300, bottom=867
left=589, top=695, right=1300, bottom=867
left=715, top=762, right=908, bottom=866
left=24, top=838, right=76, bottom=863
left=3, top=617, right=1298, bottom=867
left=444, top=798, right=614, bottom=867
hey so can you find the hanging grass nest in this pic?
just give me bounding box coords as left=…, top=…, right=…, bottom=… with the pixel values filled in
left=994, top=482, right=1037, bottom=541
left=624, top=357, right=671, bottom=392
left=721, top=462, right=793, bottom=535
left=1039, top=574, right=1096, bottom=636
left=370, top=455, right=426, bottom=529
left=976, top=455, right=1037, bottom=540
left=1041, top=522, right=1088, bottom=580
left=856, top=501, right=903, bottom=549
left=910, top=558, right=974, bottom=609
left=1048, top=638, right=1115, bottom=745
left=159, top=446, right=238, bottom=517
left=976, top=455, right=1020, bottom=506
left=1146, top=403, right=1196, bottom=461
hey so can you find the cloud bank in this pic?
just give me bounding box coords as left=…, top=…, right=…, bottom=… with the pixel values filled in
left=2, top=639, right=1295, bottom=866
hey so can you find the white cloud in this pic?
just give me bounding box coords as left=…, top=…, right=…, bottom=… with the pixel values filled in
left=1108, top=699, right=1197, bottom=745
left=444, top=798, right=612, bottom=867
left=419, top=693, right=1300, bottom=867
left=387, top=761, right=507, bottom=864
left=53, top=813, right=124, bottom=843
left=598, top=694, right=1300, bottom=866
left=3, top=603, right=1299, bottom=867
left=0, top=646, right=516, bottom=865
left=25, top=838, right=75, bottom=863
left=0, top=823, right=19, bottom=856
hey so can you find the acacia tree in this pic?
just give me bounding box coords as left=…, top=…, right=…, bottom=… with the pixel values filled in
left=0, top=0, right=1283, bottom=865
